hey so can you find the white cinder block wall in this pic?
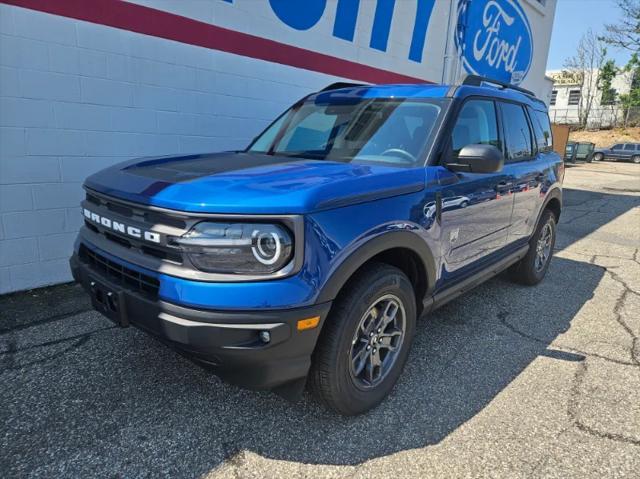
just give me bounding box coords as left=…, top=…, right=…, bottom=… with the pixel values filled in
left=0, top=3, right=343, bottom=293
left=0, top=0, right=556, bottom=294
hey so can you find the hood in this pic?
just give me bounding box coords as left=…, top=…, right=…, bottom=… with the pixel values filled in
left=84, top=152, right=426, bottom=214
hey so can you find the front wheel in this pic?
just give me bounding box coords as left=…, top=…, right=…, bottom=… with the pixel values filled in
left=309, top=263, right=416, bottom=415
left=593, top=153, right=604, bottom=161
left=509, top=210, right=557, bottom=285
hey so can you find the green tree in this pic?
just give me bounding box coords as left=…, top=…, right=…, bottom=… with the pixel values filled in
left=598, top=60, right=618, bottom=105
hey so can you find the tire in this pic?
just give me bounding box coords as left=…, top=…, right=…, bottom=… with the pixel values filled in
left=632, top=155, right=640, bottom=164
left=593, top=153, right=604, bottom=162
left=309, top=263, right=416, bottom=415
left=460, top=201, right=469, bottom=208
left=509, top=210, right=557, bottom=286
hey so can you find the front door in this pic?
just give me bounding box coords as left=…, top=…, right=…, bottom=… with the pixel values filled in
left=436, top=99, right=514, bottom=279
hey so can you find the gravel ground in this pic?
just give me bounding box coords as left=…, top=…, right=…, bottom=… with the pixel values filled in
left=1, top=161, right=639, bottom=478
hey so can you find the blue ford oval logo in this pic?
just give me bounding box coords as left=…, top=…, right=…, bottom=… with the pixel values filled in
left=455, top=0, right=533, bottom=85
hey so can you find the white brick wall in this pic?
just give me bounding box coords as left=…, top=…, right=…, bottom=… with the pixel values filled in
left=0, top=3, right=339, bottom=293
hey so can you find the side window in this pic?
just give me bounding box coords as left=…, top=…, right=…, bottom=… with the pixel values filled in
left=501, top=102, right=533, bottom=162
left=623, top=144, right=635, bottom=151
left=451, top=100, right=500, bottom=156
left=529, top=108, right=553, bottom=152
left=612, top=144, right=623, bottom=150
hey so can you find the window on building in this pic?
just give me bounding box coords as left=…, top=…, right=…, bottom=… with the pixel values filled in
left=500, top=102, right=533, bottom=162
left=451, top=100, right=500, bottom=157
left=550, top=90, right=557, bottom=106
left=568, top=90, right=581, bottom=106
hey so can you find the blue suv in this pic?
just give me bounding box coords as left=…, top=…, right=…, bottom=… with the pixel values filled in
left=70, top=76, right=563, bottom=415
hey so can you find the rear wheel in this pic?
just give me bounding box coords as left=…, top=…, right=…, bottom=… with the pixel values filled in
left=632, top=155, right=640, bottom=164
left=309, top=263, right=416, bottom=415
left=509, top=210, right=556, bottom=285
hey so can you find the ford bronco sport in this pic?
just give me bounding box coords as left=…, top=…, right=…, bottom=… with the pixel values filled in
left=70, top=76, right=563, bottom=415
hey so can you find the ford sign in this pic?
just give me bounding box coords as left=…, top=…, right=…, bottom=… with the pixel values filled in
left=455, top=0, right=533, bottom=85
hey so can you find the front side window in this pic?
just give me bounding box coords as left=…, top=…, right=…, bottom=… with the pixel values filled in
left=501, top=102, right=533, bottom=162
left=612, top=144, right=623, bottom=150
left=248, top=96, right=445, bottom=166
left=451, top=100, right=500, bottom=156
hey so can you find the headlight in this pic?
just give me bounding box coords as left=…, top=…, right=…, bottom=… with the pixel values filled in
left=174, top=222, right=294, bottom=274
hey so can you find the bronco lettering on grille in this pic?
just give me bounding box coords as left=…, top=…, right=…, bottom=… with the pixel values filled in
left=83, top=208, right=162, bottom=244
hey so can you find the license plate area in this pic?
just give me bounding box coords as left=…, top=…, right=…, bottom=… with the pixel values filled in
left=88, top=276, right=129, bottom=327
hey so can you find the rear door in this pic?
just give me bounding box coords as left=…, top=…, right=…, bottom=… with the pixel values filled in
left=497, top=101, right=543, bottom=245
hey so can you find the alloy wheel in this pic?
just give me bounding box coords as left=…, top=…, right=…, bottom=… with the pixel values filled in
left=349, top=294, right=406, bottom=389
left=535, top=221, right=553, bottom=272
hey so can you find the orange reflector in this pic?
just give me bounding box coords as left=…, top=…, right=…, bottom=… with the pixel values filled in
left=297, top=316, right=320, bottom=331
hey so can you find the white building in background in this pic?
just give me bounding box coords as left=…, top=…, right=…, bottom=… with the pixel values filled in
left=0, top=0, right=558, bottom=293
left=547, top=68, right=634, bottom=128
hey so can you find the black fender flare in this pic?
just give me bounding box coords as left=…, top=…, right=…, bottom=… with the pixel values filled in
left=537, top=186, right=562, bottom=226
left=315, top=230, right=437, bottom=304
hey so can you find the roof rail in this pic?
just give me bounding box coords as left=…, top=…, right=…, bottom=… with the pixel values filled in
left=319, top=82, right=367, bottom=92
left=461, top=74, right=536, bottom=98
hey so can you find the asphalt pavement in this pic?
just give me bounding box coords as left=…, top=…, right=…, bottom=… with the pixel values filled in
left=1, top=161, right=639, bottom=478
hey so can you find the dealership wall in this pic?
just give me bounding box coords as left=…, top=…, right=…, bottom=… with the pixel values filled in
left=0, top=0, right=557, bottom=294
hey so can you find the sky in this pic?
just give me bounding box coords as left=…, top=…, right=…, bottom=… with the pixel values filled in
left=546, top=0, right=634, bottom=71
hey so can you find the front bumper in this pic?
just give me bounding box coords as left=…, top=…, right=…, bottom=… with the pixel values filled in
left=70, top=253, right=331, bottom=391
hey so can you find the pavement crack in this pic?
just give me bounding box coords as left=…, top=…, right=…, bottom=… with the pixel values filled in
left=497, top=310, right=637, bottom=367
left=0, top=308, right=93, bottom=335
left=0, top=326, right=115, bottom=355
left=0, top=326, right=115, bottom=372
left=560, top=210, right=593, bottom=225
left=567, top=361, right=640, bottom=447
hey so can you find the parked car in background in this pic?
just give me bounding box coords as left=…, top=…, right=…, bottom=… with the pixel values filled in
left=593, top=143, right=640, bottom=163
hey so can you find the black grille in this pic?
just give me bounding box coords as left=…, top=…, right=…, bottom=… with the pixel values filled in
left=86, top=192, right=186, bottom=229
left=79, top=244, right=160, bottom=297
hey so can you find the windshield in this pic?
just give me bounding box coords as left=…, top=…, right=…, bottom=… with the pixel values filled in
left=248, top=97, right=445, bottom=166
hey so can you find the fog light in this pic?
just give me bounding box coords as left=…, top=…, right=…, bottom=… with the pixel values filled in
left=259, top=331, right=271, bottom=343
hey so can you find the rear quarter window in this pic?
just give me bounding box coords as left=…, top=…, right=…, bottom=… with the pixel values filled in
left=528, top=107, right=553, bottom=153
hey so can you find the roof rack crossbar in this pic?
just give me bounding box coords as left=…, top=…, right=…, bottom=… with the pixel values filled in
left=319, top=82, right=367, bottom=92
left=461, top=74, right=536, bottom=98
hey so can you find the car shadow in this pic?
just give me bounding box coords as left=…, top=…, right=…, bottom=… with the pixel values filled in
left=1, top=188, right=637, bottom=476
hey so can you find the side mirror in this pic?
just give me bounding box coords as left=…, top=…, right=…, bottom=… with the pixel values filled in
left=446, top=144, right=504, bottom=174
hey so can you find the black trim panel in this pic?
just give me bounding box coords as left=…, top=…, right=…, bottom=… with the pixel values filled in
left=425, top=245, right=529, bottom=312
left=316, top=230, right=437, bottom=304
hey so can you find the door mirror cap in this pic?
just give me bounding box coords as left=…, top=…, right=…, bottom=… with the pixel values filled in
left=446, top=144, right=504, bottom=174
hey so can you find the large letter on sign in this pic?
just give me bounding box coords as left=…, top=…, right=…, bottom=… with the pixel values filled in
left=409, top=0, right=435, bottom=63
left=269, top=0, right=327, bottom=31
left=369, top=0, right=395, bottom=52
left=333, top=0, right=360, bottom=42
